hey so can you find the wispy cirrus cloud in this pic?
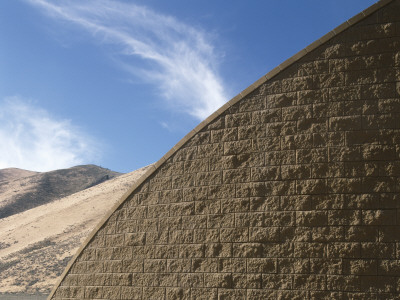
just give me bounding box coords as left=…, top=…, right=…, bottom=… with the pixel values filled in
left=0, top=97, right=100, bottom=172
left=26, top=0, right=228, bottom=120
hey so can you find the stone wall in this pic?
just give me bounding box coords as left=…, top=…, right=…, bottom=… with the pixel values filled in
left=49, top=0, right=400, bottom=299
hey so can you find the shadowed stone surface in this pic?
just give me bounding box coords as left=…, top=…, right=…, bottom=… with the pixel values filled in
left=49, top=0, right=400, bottom=299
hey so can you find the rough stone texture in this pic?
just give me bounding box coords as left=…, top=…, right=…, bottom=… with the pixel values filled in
left=50, top=1, right=400, bottom=299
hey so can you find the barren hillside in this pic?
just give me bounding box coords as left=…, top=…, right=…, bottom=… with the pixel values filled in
left=0, top=165, right=121, bottom=219
left=0, top=165, right=150, bottom=294
left=0, top=168, right=38, bottom=183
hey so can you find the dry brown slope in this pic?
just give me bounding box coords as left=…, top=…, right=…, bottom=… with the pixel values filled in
left=0, top=165, right=151, bottom=294
left=0, top=168, right=38, bottom=183
left=0, top=165, right=121, bottom=220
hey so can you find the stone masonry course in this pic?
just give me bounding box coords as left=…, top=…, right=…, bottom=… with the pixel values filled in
left=49, top=0, right=400, bottom=299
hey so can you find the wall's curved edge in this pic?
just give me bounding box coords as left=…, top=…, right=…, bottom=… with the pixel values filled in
left=46, top=0, right=394, bottom=298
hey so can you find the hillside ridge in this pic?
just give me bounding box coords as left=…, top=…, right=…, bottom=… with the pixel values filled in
left=0, top=165, right=121, bottom=219
left=0, top=164, right=150, bottom=294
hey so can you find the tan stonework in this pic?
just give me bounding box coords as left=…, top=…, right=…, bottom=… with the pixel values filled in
left=49, top=0, right=400, bottom=299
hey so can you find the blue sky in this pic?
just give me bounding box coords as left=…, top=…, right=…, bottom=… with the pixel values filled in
left=0, top=0, right=377, bottom=173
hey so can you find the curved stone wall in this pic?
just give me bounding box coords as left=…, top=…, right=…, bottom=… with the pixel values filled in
left=49, top=0, right=400, bottom=299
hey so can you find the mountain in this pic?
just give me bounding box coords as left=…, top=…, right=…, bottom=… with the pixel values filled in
left=0, top=165, right=121, bottom=220
left=0, top=168, right=38, bottom=183
left=0, top=164, right=150, bottom=294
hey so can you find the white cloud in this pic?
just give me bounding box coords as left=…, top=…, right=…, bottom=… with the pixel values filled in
left=0, top=97, right=100, bottom=172
left=26, top=0, right=228, bottom=120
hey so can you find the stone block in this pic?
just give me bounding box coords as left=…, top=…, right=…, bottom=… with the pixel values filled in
left=142, top=287, right=165, bottom=299
left=220, top=227, right=248, bottom=242
left=181, top=215, right=207, bottom=229
left=203, top=273, right=232, bottom=288
left=223, top=140, right=251, bottom=155
left=310, top=258, right=342, bottom=275
left=195, top=200, right=221, bottom=216
left=252, top=108, right=282, bottom=124
left=326, top=275, right=360, bottom=291
left=221, top=198, right=248, bottom=213
left=329, top=116, right=362, bottom=131
left=238, top=124, right=266, bottom=140
left=266, top=121, right=297, bottom=136
left=251, top=166, right=280, bottom=181
left=264, top=211, right=296, bottom=226
left=190, top=288, right=217, bottom=300
left=225, top=112, right=252, bottom=127
left=298, top=89, right=328, bottom=105
left=232, top=274, right=261, bottom=289
left=281, top=165, right=311, bottom=179
left=167, top=259, right=191, bottom=273
left=182, top=187, right=206, bottom=202
left=211, top=128, right=237, bottom=143
left=265, top=150, right=296, bottom=165
left=103, top=286, right=122, bottom=299
left=179, top=244, right=205, bottom=258
left=196, top=171, right=222, bottom=186
left=282, top=105, right=312, bottom=121
left=217, top=289, right=246, bottom=299
left=247, top=258, right=276, bottom=273
left=281, top=76, right=314, bottom=92
left=207, top=213, right=234, bottom=228
left=311, top=226, right=344, bottom=242
left=278, top=258, right=310, bottom=274
left=112, top=273, right=133, bottom=286
left=183, top=159, right=209, bottom=174
left=293, top=274, right=326, bottom=290
left=166, top=288, right=190, bottom=300
left=197, top=143, right=223, bottom=159
left=297, top=179, right=327, bottom=195
left=297, top=117, right=327, bottom=133
left=252, top=137, right=281, bottom=152
left=362, top=209, right=397, bottom=225
left=344, top=259, right=377, bottom=275
left=233, top=243, right=264, bottom=258
left=170, top=202, right=195, bottom=216
left=327, top=178, right=363, bottom=194
left=362, top=144, right=397, bottom=160
left=249, top=196, right=280, bottom=211
left=235, top=212, right=263, bottom=227
left=208, top=184, right=235, bottom=199
left=236, top=182, right=268, bottom=197
left=363, top=114, right=399, bottom=130
left=191, top=258, right=218, bottom=273
left=120, top=259, right=143, bottom=273
left=178, top=273, right=203, bottom=288
left=262, top=274, right=292, bottom=290
left=85, top=286, right=103, bottom=299
left=223, top=168, right=251, bottom=183
left=266, top=92, right=297, bottom=108
left=328, top=209, right=361, bottom=225
left=360, top=275, right=396, bottom=293
left=218, top=258, right=246, bottom=273
left=281, top=134, right=313, bottom=150
left=249, top=227, right=279, bottom=242
left=328, top=242, right=361, bottom=258
left=276, top=290, right=308, bottom=300
left=314, top=73, right=345, bottom=88
left=146, top=230, right=169, bottom=244
left=312, top=162, right=343, bottom=178
left=171, top=174, right=196, bottom=189
left=294, top=242, right=326, bottom=258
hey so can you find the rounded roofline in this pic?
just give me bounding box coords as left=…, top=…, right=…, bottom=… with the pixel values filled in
left=47, top=0, right=395, bottom=298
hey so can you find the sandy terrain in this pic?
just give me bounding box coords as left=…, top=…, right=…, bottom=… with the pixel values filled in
left=0, top=165, right=150, bottom=294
